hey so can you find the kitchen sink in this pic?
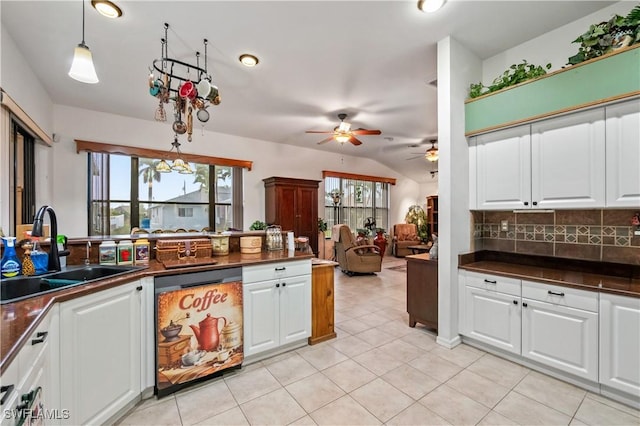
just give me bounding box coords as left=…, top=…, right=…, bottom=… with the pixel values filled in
left=1, top=265, right=143, bottom=305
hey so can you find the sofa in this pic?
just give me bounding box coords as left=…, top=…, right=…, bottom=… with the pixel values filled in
left=392, top=223, right=421, bottom=257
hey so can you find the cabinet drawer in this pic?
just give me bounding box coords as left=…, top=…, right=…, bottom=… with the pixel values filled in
left=17, top=307, right=55, bottom=384
left=522, top=280, right=598, bottom=312
left=464, top=271, right=521, bottom=296
left=243, top=260, right=311, bottom=283
left=0, top=357, right=19, bottom=413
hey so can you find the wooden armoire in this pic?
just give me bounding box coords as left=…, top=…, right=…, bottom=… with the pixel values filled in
left=263, top=177, right=320, bottom=254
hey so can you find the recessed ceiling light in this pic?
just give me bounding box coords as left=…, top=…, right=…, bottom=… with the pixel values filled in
left=239, top=54, right=259, bottom=67
left=417, top=0, right=446, bottom=13
left=91, top=0, right=122, bottom=19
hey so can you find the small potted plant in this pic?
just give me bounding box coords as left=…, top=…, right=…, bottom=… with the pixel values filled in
left=249, top=220, right=266, bottom=231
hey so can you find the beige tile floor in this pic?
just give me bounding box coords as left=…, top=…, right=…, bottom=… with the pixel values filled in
left=118, top=258, right=640, bottom=426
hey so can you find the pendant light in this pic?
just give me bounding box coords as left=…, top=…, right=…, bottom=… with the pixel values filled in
left=69, top=0, right=99, bottom=84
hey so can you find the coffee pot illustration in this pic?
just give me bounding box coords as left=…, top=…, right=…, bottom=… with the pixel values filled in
left=189, top=314, right=227, bottom=352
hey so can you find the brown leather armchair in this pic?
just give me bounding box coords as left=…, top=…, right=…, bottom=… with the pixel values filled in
left=392, top=223, right=421, bottom=257
left=334, top=224, right=381, bottom=275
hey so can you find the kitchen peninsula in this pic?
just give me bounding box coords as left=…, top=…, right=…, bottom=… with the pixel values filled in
left=0, top=231, right=315, bottom=425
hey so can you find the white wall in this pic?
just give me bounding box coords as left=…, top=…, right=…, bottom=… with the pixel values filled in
left=0, top=26, right=55, bottom=232
left=52, top=105, right=420, bottom=237
left=482, top=2, right=633, bottom=83
left=437, top=36, right=481, bottom=347
left=0, top=27, right=54, bottom=136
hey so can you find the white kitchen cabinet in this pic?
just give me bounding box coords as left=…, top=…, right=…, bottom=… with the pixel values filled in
left=59, top=280, right=142, bottom=425
left=243, top=260, right=311, bottom=357
left=475, top=125, right=531, bottom=210
left=243, top=279, right=280, bottom=356
left=599, top=293, right=640, bottom=396
left=462, top=282, right=521, bottom=354
left=1, top=305, right=60, bottom=426
left=279, top=274, right=312, bottom=345
left=460, top=271, right=522, bottom=354
left=471, top=107, right=607, bottom=210
left=521, top=298, right=598, bottom=381
left=531, top=108, right=606, bottom=209
left=605, top=99, right=640, bottom=207
left=522, top=280, right=598, bottom=382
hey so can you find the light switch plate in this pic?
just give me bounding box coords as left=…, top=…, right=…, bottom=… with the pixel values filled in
left=501, top=220, right=508, bottom=231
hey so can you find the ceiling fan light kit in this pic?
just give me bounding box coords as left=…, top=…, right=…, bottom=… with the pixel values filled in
left=417, top=0, right=446, bottom=13
left=425, top=145, right=439, bottom=162
left=69, top=0, right=99, bottom=84
left=306, top=113, right=381, bottom=146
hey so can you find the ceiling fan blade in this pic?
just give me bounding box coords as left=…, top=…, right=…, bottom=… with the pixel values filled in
left=306, top=130, right=334, bottom=134
left=349, top=136, right=363, bottom=146
left=317, top=136, right=335, bottom=145
left=351, top=129, right=382, bottom=135
left=405, top=154, right=424, bottom=161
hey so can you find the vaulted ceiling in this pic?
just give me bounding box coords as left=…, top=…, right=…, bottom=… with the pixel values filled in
left=1, top=1, right=615, bottom=182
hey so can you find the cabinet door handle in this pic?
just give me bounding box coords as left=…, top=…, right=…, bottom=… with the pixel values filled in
left=532, top=201, right=538, bottom=206
left=513, top=300, right=518, bottom=305
left=136, top=286, right=143, bottom=291
left=276, top=283, right=280, bottom=288
left=275, top=267, right=286, bottom=271
left=282, top=282, right=286, bottom=287
left=524, top=201, right=529, bottom=206
left=484, top=279, right=497, bottom=284
left=31, top=331, right=48, bottom=345
left=522, top=302, right=528, bottom=308
left=0, top=385, right=14, bottom=405
left=548, top=290, right=565, bottom=297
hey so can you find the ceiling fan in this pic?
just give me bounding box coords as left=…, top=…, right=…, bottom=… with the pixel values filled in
left=406, top=139, right=438, bottom=162
left=306, top=113, right=381, bottom=146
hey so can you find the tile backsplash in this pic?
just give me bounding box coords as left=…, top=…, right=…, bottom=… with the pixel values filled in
left=472, top=209, right=640, bottom=265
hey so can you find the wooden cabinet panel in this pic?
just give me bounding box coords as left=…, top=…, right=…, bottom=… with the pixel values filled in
left=309, top=263, right=337, bottom=345
left=264, top=177, right=320, bottom=254
left=426, top=196, right=438, bottom=236
left=406, top=254, right=438, bottom=331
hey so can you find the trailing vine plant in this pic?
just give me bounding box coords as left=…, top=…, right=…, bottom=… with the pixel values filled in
left=567, top=5, right=640, bottom=65
left=468, top=60, right=552, bottom=99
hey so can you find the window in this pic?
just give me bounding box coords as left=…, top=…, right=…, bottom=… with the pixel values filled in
left=178, top=207, right=193, bottom=217
left=323, top=176, right=390, bottom=236
left=9, top=121, right=36, bottom=234
left=88, top=153, right=243, bottom=235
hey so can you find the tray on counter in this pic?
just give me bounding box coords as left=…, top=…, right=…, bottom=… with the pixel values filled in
left=161, top=257, right=218, bottom=269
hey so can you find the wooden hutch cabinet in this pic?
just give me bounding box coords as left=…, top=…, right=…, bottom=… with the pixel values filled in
left=263, top=177, right=320, bottom=255
left=426, top=195, right=438, bottom=237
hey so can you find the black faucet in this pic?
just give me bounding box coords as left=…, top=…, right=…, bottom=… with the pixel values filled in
left=32, top=205, right=69, bottom=273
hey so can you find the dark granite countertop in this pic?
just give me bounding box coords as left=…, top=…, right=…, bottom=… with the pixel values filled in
left=0, top=250, right=313, bottom=374
left=459, top=251, right=640, bottom=298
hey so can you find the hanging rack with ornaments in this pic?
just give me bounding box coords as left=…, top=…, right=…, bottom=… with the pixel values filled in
left=148, top=23, right=221, bottom=143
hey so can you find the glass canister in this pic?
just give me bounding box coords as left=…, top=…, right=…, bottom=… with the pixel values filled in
left=266, top=225, right=283, bottom=251
left=99, top=241, right=117, bottom=265
left=117, top=240, right=133, bottom=265
left=134, top=239, right=150, bottom=265
left=211, top=233, right=230, bottom=256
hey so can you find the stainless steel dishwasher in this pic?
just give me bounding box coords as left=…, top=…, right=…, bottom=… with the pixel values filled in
left=154, top=267, right=242, bottom=397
